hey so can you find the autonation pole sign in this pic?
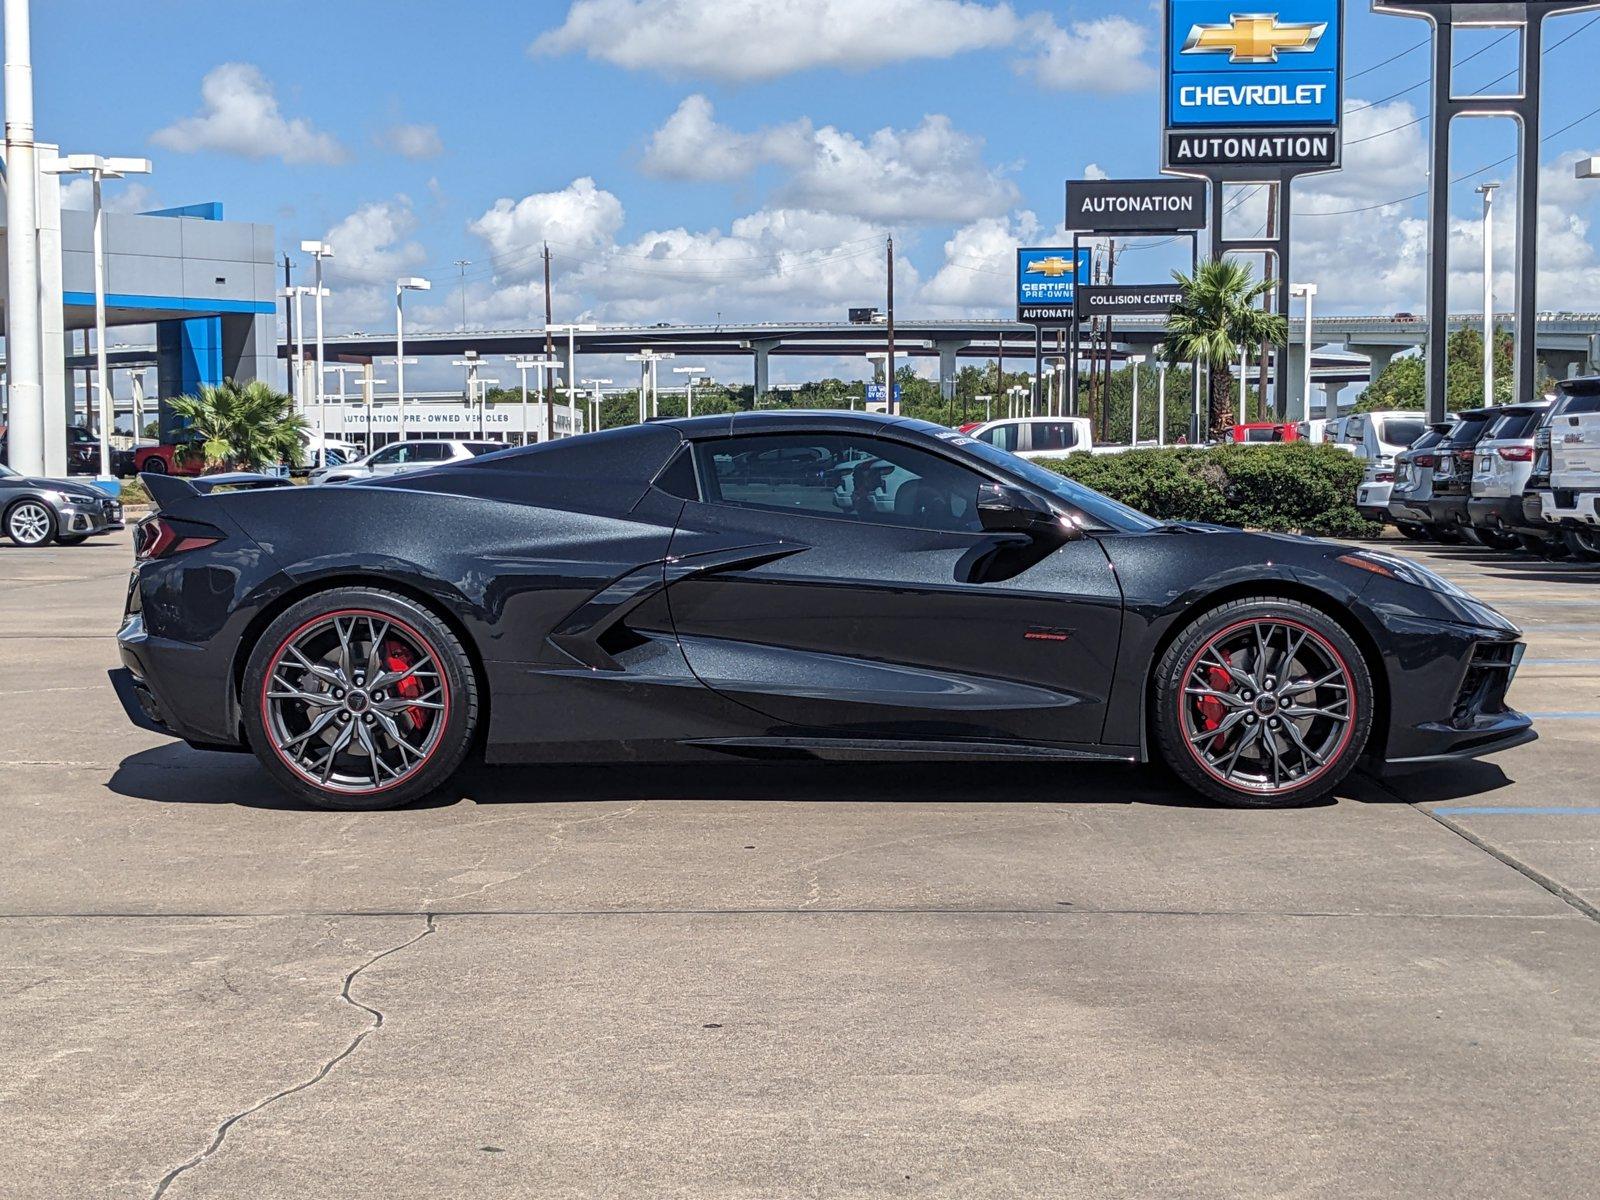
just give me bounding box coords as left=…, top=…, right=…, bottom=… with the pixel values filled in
left=1016, top=248, right=1091, bottom=324
left=1162, top=0, right=1343, bottom=172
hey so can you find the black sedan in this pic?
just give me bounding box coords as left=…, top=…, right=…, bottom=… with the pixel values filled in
left=113, top=412, right=1533, bottom=811
left=1, top=464, right=124, bottom=547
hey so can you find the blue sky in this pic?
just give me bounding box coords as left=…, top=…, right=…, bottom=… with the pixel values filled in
left=30, top=0, right=1600, bottom=383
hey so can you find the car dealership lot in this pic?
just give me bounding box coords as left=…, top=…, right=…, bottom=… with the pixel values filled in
left=3, top=530, right=1599, bottom=1198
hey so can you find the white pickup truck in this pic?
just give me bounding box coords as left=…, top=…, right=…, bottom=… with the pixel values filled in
left=1529, top=378, right=1600, bottom=559
left=963, top=416, right=1096, bottom=458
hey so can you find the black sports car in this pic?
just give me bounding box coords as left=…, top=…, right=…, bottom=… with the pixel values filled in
left=113, top=412, right=1534, bottom=811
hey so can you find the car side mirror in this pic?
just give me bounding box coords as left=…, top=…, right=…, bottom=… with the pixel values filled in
left=976, top=482, right=1080, bottom=542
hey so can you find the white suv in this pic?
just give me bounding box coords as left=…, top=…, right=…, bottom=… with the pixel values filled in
left=310, top=438, right=506, bottom=485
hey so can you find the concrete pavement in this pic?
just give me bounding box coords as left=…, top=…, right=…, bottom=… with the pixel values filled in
left=3, top=530, right=1598, bottom=1198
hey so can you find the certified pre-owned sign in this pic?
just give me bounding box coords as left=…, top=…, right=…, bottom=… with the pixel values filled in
left=1076, top=284, right=1188, bottom=317
left=1162, top=0, right=1342, bottom=171
left=1065, top=179, right=1207, bottom=233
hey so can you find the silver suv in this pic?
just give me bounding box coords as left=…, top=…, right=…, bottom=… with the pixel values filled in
left=310, top=439, right=506, bottom=485
left=1466, top=401, right=1551, bottom=552
left=1386, top=420, right=1456, bottom=541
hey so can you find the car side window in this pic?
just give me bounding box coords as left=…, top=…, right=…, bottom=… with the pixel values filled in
left=1031, top=422, right=1078, bottom=452
left=694, top=433, right=987, bottom=534
left=368, top=445, right=405, bottom=465
left=414, top=442, right=451, bottom=461
left=974, top=422, right=1020, bottom=452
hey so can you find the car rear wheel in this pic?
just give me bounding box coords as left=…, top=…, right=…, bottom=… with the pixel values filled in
left=1153, top=598, right=1373, bottom=808
left=1474, top=526, right=1521, bottom=551
left=1564, top=528, right=1600, bottom=562
left=4, top=499, right=56, bottom=547
left=1424, top=523, right=1462, bottom=544
left=242, top=588, right=479, bottom=810
left=140, top=456, right=168, bottom=475
left=1395, top=522, right=1430, bottom=541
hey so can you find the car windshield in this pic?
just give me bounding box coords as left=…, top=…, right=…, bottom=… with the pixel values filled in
left=0, top=463, right=17, bottom=479
left=1487, top=411, right=1542, bottom=439
left=1379, top=418, right=1425, bottom=446
left=1446, top=415, right=1493, bottom=445
left=1242, top=427, right=1281, bottom=442
left=948, top=435, right=1160, bottom=532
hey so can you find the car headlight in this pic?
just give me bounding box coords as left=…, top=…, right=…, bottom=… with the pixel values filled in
left=1333, top=549, right=1473, bottom=600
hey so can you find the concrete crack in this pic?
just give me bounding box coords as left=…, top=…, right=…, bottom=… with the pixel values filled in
left=148, top=914, right=437, bottom=1199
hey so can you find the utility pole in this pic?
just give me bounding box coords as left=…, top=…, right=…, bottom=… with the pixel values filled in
left=4, top=0, right=44, bottom=475
left=885, top=236, right=896, bottom=415
left=542, top=243, right=555, bottom=435
left=455, top=259, right=472, bottom=332
left=282, top=254, right=295, bottom=404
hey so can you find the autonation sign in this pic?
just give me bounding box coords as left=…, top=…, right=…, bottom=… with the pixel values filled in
left=1016, top=247, right=1091, bottom=324
left=1163, top=0, right=1342, bottom=170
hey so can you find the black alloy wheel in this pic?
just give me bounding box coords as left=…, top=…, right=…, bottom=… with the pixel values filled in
left=1154, top=599, right=1373, bottom=808
left=242, top=588, right=478, bottom=810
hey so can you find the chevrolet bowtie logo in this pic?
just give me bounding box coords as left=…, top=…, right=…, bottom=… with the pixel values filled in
left=1182, top=13, right=1327, bottom=64
left=1024, top=256, right=1077, bottom=278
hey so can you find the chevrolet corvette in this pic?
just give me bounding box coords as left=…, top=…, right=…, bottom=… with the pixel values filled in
left=113, top=411, right=1534, bottom=810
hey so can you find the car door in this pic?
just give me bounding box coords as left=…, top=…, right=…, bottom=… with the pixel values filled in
left=661, top=426, right=1126, bottom=749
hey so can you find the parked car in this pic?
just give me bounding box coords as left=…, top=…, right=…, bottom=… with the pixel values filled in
left=1466, top=401, right=1553, bottom=552
left=1226, top=422, right=1302, bottom=443
left=1387, top=421, right=1457, bottom=541
left=133, top=438, right=206, bottom=477
left=1335, top=410, right=1428, bottom=478
left=964, top=416, right=1094, bottom=458
left=309, top=438, right=507, bottom=484
left=1297, top=417, right=1343, bottom=444
left=1421, top=408, right=1498, bottom=540
left=1, top=423, right=102, bottom=475
left=1526, top=376, right=1600, bottom=561
left=299, top=430, right=363, bottom=472
left=115, top=411, right=1533, bottom=812
left=0, top=463, right=123, bottom=547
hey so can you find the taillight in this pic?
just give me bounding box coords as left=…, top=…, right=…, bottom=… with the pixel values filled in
left=1455, top=450, right=1475, bottom=464
left=134, top=516, right=221, bottom=561
left=1375, top=471, right=1394, bottom=482
left=1415, top=453, right=1436, bottom=468
left=1497, top=446, right=1534, bottom=462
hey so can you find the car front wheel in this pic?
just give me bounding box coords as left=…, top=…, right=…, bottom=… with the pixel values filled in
left=5, top=499, right=56, bottom=547
left=242, top=587, right=479, bottom=810
left=1153, top=598, right=1374, bottom=808
left=1564, top=528, right=1600, bottom=562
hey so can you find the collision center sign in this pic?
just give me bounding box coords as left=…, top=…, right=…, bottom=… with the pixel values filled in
left=1162, top=0, right=1342, bottom=171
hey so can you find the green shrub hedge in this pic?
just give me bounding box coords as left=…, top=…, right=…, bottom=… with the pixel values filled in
left=1037, top=444, right=1376, bottom=537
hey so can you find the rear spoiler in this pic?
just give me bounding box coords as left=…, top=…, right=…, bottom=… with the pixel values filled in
left=139, top=471, right=293, bottom=509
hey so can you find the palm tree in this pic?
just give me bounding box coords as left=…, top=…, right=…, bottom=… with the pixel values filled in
left=1163, top=258, right=1288, bottom=439
left=168, top=379, right=306, bottom=473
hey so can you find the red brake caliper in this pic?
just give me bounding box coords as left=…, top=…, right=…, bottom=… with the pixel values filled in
left=1195, top=656, right=1234, bottom=751
left=383, top=639, right=426, bottom=731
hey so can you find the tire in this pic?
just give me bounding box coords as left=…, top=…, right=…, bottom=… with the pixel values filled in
left=1153, top=598, right=1374, bottom=808
left=140, top=456, right=168, bottom=475
left=1517, top=532, right=1566, bottom=558
left=1425, top=523, right=1462, bottom=544
left=1564, top=528, right=1600, bottom=562
left=241, top=587, right=479, bottom=810
left=1474, top=526, right=1521, bottom=551
left=4, top=499, right=57, bottom=547
left=1396, top=522, right=1430, bottom=542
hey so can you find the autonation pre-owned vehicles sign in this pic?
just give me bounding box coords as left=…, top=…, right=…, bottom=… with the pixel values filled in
left=1162, top=0, right=1342, bottom=170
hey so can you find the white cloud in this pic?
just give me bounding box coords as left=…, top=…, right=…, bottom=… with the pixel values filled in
left=920, top=212, right=1042, bottom=311
left=467, top=177, right=626, bottom=281
left=641, top=95, right=811, bottom=181
left=533, top=0, right=1023, bottom=82
left=152, top=63, right=347, bottom=165
left=378, top=122, right=444, bottom=160
left=321, top=197, right=427, bottom=286
left=1014, top=14, right=1156, bottom=94
left=643, top=98, right=1017, bottom=223
left=59, top=179, right=158, bottom=214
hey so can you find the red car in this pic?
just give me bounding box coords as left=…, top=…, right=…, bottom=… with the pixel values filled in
left=1226, top=422, right=1302, bottom=444
left=133, top=441, right=206, bottom=477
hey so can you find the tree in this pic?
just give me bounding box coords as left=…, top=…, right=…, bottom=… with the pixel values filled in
left=167, top=379, right=306, bottom=472
left=1353, top=326, right=1540, bottom=413
left=1162, top=258, right=1288, bottom=439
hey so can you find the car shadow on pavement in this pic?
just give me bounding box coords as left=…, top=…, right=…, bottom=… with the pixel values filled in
left=1347, top=760, right=1515, bottom=805
left=108, top=743, right=1235, bottom=811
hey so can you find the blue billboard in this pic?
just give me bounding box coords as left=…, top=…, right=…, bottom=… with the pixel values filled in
left=1016, top=248, right=1091, bottom=315
left=1167, top=0, right=1340, bottom=129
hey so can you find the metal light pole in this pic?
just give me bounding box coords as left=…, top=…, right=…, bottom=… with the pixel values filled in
left=325, top=364, right=363, bottom=445
left=454, top=259, right=471, bottom=331
left=974, top=394, right=992, bottom=423
left=1475, top=183, right=1498, bottom=404
left=452, top=353, right=482, bottom=436
left=673, top=365, right=705, bottom=417
left=394, top=276, right=430, bottom=441
left=1155, top=355, right=1169, bottom=446
left=301, top=241, right=333, bottom=433
left=1290, top=283, right=1321, bottom=425
left=582, top=378, right=612, bottom=432
left=546, top=323, right=597, bottom=437
left=507, top=356, right=558, bottom=445
left=1127, top=355, right=1146, bottom=446
left=44, top=154, right=152, bottom=476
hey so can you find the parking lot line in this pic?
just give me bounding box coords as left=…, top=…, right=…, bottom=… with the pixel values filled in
left=1433, top=806, right=1600, bottom=816
left=1523, top=711, right=1600, bottom=719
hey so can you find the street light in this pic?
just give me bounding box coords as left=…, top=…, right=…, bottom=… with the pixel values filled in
left=546, top=322, right=598, bottom=438
left=323, top=364, right=364, bottom=447
left=506, top=356, right=559, bottom=445
left=673, top=365, right=706, bottom=417
left=975, top=393, right=993, bottom=422
left=1290, top=283, right=1322, bottom=424
left=582, top=378, right=612, bottom=432
left=1152, top=345, right=1169, bottom=446
left=44, top=153, right=152, bottom=477
left=625, top=350, right=674, bottom=421
left=301, top=241, right=334, bottom=430
left=281, top=285, right=323, bottom=419
left=1007, top=383, right=1027, bottom=418
left=394, top=276, right=431, bottom=437
left=1127, top=355, right=1146, bottom=446
left=1474, top=184, right=1498, bottom=405
left=1579, top=157, right=1600, bottom=179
